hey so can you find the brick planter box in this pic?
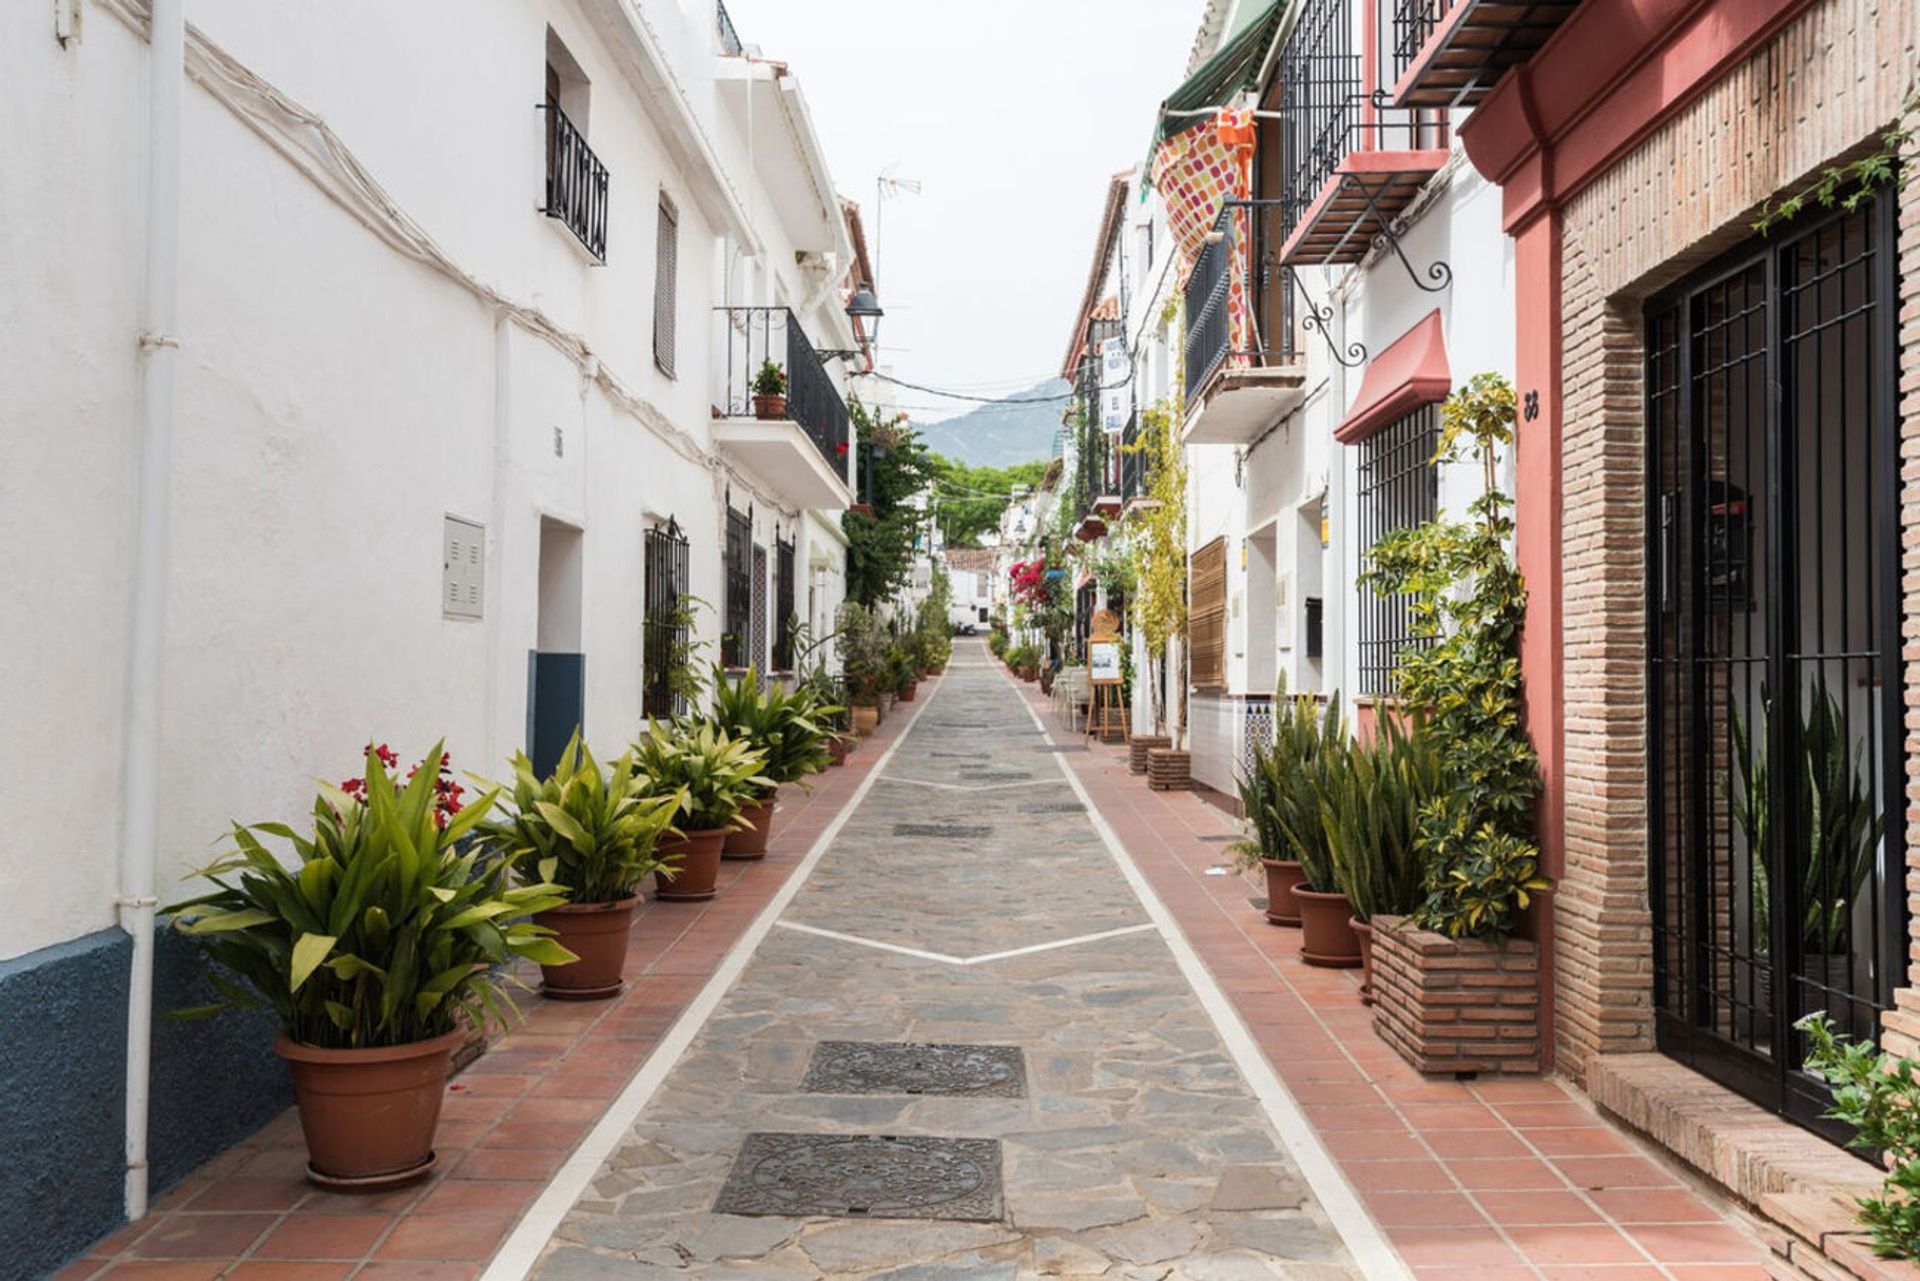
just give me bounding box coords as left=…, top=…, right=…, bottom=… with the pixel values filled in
left=1146, top=748, right=1191, bottom=791
left=1129, top=735, right=1171, bottom=774
left=1370, top=915, right=1540, bottom=1076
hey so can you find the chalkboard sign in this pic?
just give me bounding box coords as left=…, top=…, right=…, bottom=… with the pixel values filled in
left=1088, top=640, right=1122, bottom=685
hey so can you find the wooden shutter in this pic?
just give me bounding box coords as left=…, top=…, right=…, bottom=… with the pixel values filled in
left=653, top=194, right=678, bottom=377
left=1189, top=536, right=1227, bottom=692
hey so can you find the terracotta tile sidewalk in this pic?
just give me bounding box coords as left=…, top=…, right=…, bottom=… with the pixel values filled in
left=1016, top=679, right=1775, bottom=1281
left=59, top=692, right=928, bottom=1281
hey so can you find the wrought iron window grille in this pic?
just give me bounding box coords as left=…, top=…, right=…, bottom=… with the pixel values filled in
left=538, top=101, right=608, bottom=262
left=643, top=517, right=690, bottom=719
left=723, top=504, right=752, bottom=670
left=1354, top=405, right=1439, bottom=696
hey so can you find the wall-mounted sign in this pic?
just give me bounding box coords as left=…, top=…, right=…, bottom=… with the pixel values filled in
left=1100, top=336, right=1132, bottom=433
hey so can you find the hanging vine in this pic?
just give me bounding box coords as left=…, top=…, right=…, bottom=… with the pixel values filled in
left=1121, top=387, right=1188, bottom=736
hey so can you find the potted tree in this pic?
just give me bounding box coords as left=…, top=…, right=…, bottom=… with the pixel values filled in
left=711, top=667, right=836, bottom=858
left=896, top=635, right=922, bottom=702
left=166, top=743, right=572, bottom=1188
left=752, top=360, right=788, bottom=419
left=485, top=733, right=678, bottom=999
left=1325, top=711, right=1442, bottom=1002
left=633, top=719, right=771, bottom=901
left=839, top=602, right=888, bottom=735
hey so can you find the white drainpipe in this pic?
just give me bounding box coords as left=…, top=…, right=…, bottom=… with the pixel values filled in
left=120, top=0, right=186, bottom=1224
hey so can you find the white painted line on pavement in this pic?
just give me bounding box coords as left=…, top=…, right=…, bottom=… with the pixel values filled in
left=773, top=920, right=969, bottom=965
left=770, top=918, right=1157, bottom=967
left=478, top=675, right=948, bottom=1281
left=1001, top=667, right=1416, bottom=1281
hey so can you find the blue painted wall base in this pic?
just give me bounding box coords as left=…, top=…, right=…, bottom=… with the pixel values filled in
left=0, top=927, right=290, bottom=1279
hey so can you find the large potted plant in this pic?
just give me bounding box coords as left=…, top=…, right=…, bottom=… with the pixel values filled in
left=166, top=743, right=572, bottom=1188
left=633, top=719, right=770, bottom=901
left=485, top=733, right=678, bottom=999
left=895, top=637, right=922, bottom=702
left=1363, top=374, right=1550, bottom=1074
left=752, top=360, right=788, bottom=419
left=839, top=602, right=888, bottom=735
left=711, top=667, right=835, bottom=858
left=1233, top=684, right=1334, bottom=927
left=1325, top=711, right=1442, bottom=1002
left=1265, top=692, right=1359, bottom=967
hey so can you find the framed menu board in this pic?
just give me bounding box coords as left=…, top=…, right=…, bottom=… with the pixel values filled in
left=1088, top=640, right=1122, bottom=684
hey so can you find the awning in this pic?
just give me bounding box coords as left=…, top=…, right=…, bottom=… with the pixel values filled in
left=1334, top=310, right=1452, bottom=444
left=1152, top=0, right=1287, bottom=146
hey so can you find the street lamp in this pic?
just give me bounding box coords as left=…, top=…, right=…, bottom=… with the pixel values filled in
left=821, top=286, right=883, bottom=363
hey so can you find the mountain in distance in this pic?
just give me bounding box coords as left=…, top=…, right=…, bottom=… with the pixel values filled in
left=912, top=378, right=1070, bottom=468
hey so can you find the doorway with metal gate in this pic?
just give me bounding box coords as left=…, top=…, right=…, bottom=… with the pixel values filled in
left=1644, top=200, right=1904, bottom=1140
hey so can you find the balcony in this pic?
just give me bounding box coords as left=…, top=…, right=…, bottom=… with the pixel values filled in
left=1118, top=412, right=1160, bottom=514
left=540, top=103, right=608, bottom=262
left=712, top=307, right=854, bottom=512
left=1272, top=0, right=1449, bottom=270
left=1182, top=201, right=1308, bottom=445
left=1388, top=0, right=1582, bottom=108
left=716, top=0, right=745, bottom=56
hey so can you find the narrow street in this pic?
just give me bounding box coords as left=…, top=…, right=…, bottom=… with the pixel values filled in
left=511, top=643, right=1370, bottom=1279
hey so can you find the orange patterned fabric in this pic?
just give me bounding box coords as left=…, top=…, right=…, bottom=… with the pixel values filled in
left=1152, top=109, right=1256, bottom=368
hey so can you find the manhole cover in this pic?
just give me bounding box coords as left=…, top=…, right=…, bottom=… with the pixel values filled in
left=1018, top=802, right=1085, bottom=814
left=1197, top=834, right=1238, bottom=843
left=893, top=823, right=993, bottom=838
left=928, top=750, right=988, bottom=759
left=957, top=771, right=1030, bottom=782
left=713, top=1133, right=1003, bottom=1221
left=801, top=1042, right=1027, bottom=1098
left=1035, top=745, right=1089, bottom=753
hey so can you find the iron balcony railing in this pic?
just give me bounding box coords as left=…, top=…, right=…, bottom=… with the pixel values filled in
left=1183, top=201, right=1302, bottom=404
left=539, top=102, right=608, bottom=261
left=1119, top=411, right=1148, bottom=503
left=1391, top=0, right=1452, bottom=86
left=716, top=0, right=744, bottom=56
left=716, top=307, right=852, bottom=477
left=1274, top=0, right=1449, bottom=245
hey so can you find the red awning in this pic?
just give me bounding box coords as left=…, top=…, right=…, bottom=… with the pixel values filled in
left=1334, top=310, right=1452, bottom=445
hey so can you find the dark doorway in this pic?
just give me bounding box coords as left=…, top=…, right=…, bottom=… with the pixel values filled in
left=1645, top=201, right=1904, bottom=1141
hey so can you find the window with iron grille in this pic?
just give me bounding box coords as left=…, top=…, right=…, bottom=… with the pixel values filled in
left=722, top=505, right=750, bottom=668
left=1189, top=536, right=1227, bottom=692
left=1354, top=405, right=1439, bottom=695
left=774, top=536, right=796, bottom=671
left=642, top=518, right=689, bottom=719
left=653, top=193, right=678, bottom=377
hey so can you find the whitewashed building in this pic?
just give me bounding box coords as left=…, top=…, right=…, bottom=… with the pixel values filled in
left=0, top=0, right=872, bottom=1267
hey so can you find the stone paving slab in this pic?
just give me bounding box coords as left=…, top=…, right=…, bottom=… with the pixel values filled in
left=529, top=655, right=1359, bottom=1280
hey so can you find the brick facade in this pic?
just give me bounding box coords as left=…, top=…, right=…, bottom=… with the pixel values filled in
left=1551, top=0, right=1920, bottom=1079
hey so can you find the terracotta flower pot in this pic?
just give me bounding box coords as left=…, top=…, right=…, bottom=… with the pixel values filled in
left=1261, top=858, right=1305, bottom=927
left=653, top=828, right=728, bottom=902
left=852, top=704, right=880, bottom=737
left=752, top=393, right=787, bottom=420
left=899, top=680, right=918, bottom=703
left=1294, top=887, right=1362, bottom=968
left=827, top=736, right=850, bottom=766
left=724, top=791, right=779, bottom=859
left=277, top=1027, right=463, bottom=1189
left=1351, top=916, right=1376, bottom=1004
left=533, top=896, right=641, bottom=1000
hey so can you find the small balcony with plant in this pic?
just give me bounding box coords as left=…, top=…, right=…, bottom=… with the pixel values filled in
left=711, top=307, right=854, bottom=512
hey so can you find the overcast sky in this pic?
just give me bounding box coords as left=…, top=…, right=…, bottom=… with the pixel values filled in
left=723, top=0, right=1202, bottom=423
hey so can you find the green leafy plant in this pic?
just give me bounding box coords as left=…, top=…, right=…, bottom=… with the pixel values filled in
left=1731, top=682, right=1885, bottom=957
left=988, top=629, right=1008, bottom=659
left=648, top=594, right=713, bottom=716
left=165, top=743, right=573, bottom=1049
left=631, top=719, right=771, bottom=832
left=843, top=398, right=936, bottom=605
left=1754, top=97, right=1915, bottom=233
left=709, top=666, right=837, bottom=788
left=1324, top=711, right=1446, bottom=922
left=838, top=600, right=892, bottom=703
left=484, top=732, right=679, bottom=903
left=752, top=360, right=787, bottom=397
left=1797, top=1012, right=1920, bottom=1258
left=1236, top=686, right=1347, bottom=894
left=1364, top=372, right=1547, bottom=939
left=1120, top=389, right=1188, bottom=736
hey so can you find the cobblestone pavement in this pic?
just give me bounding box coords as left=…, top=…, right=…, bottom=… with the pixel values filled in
left=527, top=650, right=1364, bottom=1280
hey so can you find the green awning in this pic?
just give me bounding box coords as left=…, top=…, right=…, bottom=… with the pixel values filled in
left=1154, top=0, right=1287, bottom=144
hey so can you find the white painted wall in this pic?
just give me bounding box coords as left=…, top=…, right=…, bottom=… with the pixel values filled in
left=0, top=0, right=859, bottom=961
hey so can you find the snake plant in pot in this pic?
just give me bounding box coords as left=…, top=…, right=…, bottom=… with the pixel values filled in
left=1237, top=687, right=1351, bottom=965
left=1325, top=710, right=1445, bottom=1000
left=165, top=742, right=573, bottom=1188
left=633, top=719, right=771, bottom=901
left=484, top=732, right=679, bottom=999
left=710, top=666, right=838, bottom=858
